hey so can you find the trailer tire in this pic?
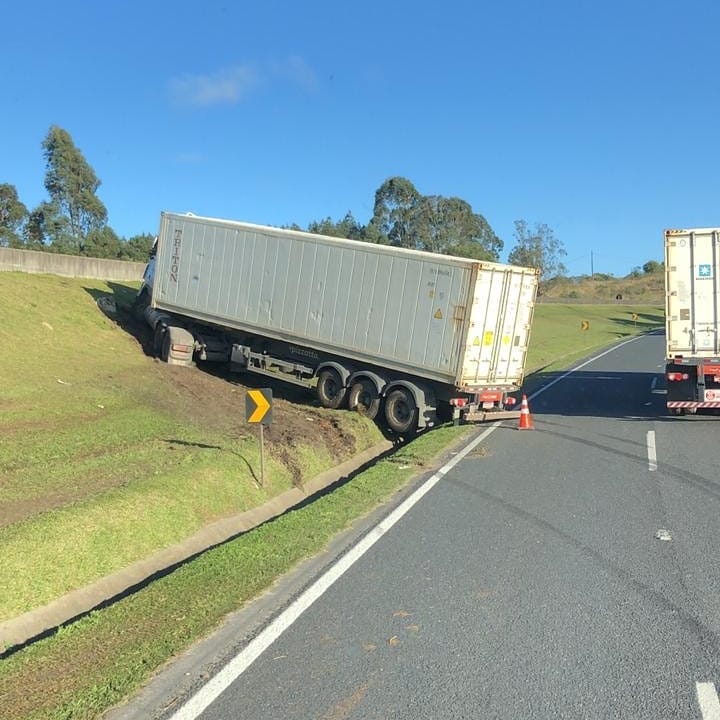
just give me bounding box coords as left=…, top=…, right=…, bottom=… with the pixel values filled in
left=384, top=387, right=418, bottom=435
left=160, top=332, right=172, bottom=363
left=132, top=288, right=150, bottom=322
left=348, top=379, right=381, bottom=420
left=316, top=368, right=347, bottom=409
left=153, top=324, right=166, bottom=356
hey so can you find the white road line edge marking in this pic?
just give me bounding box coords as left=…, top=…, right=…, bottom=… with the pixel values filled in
left=168, top=424, right=500, bottom=720
left=696, top=682, right=720, bottom=719
left=168, top=335, right=648, bottom=719
left=647, top=430, right=657, bottom=471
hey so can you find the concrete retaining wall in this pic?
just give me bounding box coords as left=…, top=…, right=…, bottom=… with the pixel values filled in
left=0, top=247, right=146, bottom=282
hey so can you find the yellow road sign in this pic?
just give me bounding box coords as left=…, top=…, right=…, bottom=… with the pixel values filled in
left=246, top=388, right=272, bottom=424
left=581, top=320, right=590, bottom=331
left=631, top=313, right=639, bottom=322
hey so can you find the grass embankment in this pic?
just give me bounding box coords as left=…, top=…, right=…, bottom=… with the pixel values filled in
left=0, top=275, right=665, bottom=719
left=0, top=273, right=382, bottom=622
left=0, top=425, right=474, bottom=720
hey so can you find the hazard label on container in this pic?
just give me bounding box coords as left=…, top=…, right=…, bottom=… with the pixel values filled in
left=472, top=336, right=480, bottom=346
left=706, top=390, right=716, bottom=401
left=483, top=331, right=494, bottom=346
left=434, top=309, right=443, bottom=319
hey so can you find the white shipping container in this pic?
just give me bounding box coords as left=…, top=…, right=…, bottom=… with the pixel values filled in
left=152, top=213, right=538, bottom=390
left=665, top=228, right=720, bottom=358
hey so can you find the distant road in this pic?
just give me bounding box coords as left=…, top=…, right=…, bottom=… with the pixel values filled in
left=117, top=331, right=720, bottom=720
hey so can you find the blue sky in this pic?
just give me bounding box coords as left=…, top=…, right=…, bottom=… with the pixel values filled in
left=2, top=0, right=719, bottom=276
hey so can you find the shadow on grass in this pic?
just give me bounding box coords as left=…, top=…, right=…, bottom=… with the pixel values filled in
left=84, top=282, right=156, bottom=358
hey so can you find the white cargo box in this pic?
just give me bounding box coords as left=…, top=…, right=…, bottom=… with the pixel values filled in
left=665, top=228, right=720, bottom=358
left=153, top=213, right=538, bottom=390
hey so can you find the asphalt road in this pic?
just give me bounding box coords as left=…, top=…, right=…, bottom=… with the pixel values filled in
left=115, top=331, right=720, bottom=720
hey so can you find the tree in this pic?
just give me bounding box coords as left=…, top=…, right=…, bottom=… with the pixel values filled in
left=119, top=233, right=155, bottom=261
left=642, top=259, right=664, bottom=275
left=23, top=202, right=67, bottom=250
left=0, top=184, right=28, bottom=247
left=414, top=195, right=502, bottom=260
left=41, top=125, right=107, bottom=253
left=368, top=176, right=502, bottom=260
left=83, top=226, right=122, bottom=258
left=308, top=211, right=366, bottom=240
left=368, top=176, right=421, bottom=247
left=507, top=220, right=567, bottom=283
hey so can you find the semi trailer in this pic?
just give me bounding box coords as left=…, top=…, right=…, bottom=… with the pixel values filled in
left=134, top=212, right=539, bottom=433
left=665, top=227, right=720, bottom=414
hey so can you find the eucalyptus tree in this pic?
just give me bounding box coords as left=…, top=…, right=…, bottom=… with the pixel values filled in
left=0, top=183, right=28, bottom=247
left=507, top=219, right=566, bottom=284
left=41, top=125, right=108, bottom=253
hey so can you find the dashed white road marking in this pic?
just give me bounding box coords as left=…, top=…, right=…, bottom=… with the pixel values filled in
left=696, top=682, right=720, bottom=719
left=646, top=430, right=657, bottom=471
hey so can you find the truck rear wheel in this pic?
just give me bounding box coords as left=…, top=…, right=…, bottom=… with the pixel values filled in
left=132, top=288, right=150, bottom=322
left=348, top=379, right=381, bottom=420
left=316, top=368, right=347, bottom=409
left=384, top=387, right=418, bottom=434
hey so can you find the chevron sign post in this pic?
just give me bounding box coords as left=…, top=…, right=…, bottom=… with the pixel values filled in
left=246, top=389, right=273, bottom=486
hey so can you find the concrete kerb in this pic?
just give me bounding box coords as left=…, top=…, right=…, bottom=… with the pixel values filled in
left=0, top=439, right=393, bottom=652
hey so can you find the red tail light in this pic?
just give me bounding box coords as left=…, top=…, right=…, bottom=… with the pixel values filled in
left=667, top=372, right=689, bottom=381
left=505, top=397, right=517, bottom=406
left=449, top=398, right=468, bottom=407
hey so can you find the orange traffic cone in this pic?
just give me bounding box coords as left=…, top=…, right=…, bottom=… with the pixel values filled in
left=518, top=394, right=534, bottom=430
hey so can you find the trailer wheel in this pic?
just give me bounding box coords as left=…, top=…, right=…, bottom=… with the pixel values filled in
left=132, top=288, right=149, bottom=322
left=348, top=379, right=381, bottom=420
left=160, top=332, right=172, bottom=362
left=384, top=388, right=418, bottom=435
left=153, top=324, right=166, bottom=355
left=316, top=368, right=347, bottom=409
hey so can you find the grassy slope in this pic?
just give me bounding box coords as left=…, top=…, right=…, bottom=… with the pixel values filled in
left=0, top=273, right=381, bottom=621
left=541, top=272, right=665, bottom=303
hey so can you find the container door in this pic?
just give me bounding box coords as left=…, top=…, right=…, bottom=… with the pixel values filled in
left=460, top=266, right=538, bottom=388
left=666, top=229, right=720, bottom=357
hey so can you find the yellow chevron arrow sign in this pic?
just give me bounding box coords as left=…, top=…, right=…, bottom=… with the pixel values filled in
left=246, top=389, right=273, bottom=424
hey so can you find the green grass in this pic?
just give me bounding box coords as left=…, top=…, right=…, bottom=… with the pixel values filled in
left=0, top=272, right=382, bottom=621
left=526, top=303, right=664, bottom=376
left=0, top=425, right=475, bottom=720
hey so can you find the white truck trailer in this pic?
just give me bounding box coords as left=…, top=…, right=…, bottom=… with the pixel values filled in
left=665, top=227, right=720, bottom=414
left=135, top=212, right=539, bottom=433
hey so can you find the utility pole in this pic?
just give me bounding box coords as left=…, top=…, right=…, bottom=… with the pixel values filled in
left=590, top=250, right=594, bottom=279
